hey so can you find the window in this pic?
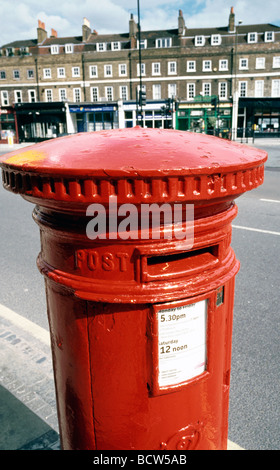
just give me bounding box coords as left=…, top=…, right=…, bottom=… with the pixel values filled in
left=97, top=43, right=106, bottom=51
left=156, top=38, right=172, bottom=48
left=273, top=56, right=280, bottom=68
left=137, top=39, right=147, bottom=49
left=239, top=58, right=248, bottom=69
left=14, top=90, right=22, bottom=103
left=120, top=86, right=128, bottom=100
left=272, top=80, right=280, bottom=97
left=72, top=67, right=80, bottom=77
left=13, top=70, right=20, bottom=79
left=0, top=70, right=6, bottom=80
left=45, top=89, right=53, bottom=102
left=119, top=64, right=127, bottom=76
left=105, top=86, right=113, bottom=101
left=91, top=87, right=99, bottom=102
left=248, top=32, right=257, bottom=43
left=195, top=35, right=205, bottom=46
left=27, top=69, right=34, bottom=79
left=203, top=83, right=211, bottom=96
left=43, top=68, right=51, bottom=78
left=256, top=57, right=265, bottom=69
left=104, top=64, right=112, bottom=77
left=1, top=90, right=9, bottom=106
left=28, top=90, right=36, bottom=103
left=137, top=63, right=145, bottom=76
left=111, top=41, right=120, bottom=50
left=239, top=81, right=247, bottom=97
left=51, top=45, right=59, bottom=55
left=73, top=88, right=81, bottom=102
left=211, top=34, right=221, bottom=45
left=203, top=60, right=212, bottom=71
left=255, top=80, right=264, bottom=97
left=187, top=83, right=195, bottom=100
left=265, top=31, right=274, bottom=42
left=65, top=44, right=73, bottom=54
left=152, top=63, right=161, bottom=75
left=59, top=89, right=67, bottom=101
left=187, top=61, right=196, bottom=72
left=89, top=65, right=98, bottom=78
left=168, top=83, right=176, bottom=99
left=168, top=61, right=177, bottom=75
left=219, top=82, right=227, bottom=99
left=153, top=84, right=161, bottom=99
left=219, top=59, right=228, bottom=71
left=57, top=67, right=65, bottom=78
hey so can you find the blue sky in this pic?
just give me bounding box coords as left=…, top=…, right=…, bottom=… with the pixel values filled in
left=1, top=0, right=280, bottom=46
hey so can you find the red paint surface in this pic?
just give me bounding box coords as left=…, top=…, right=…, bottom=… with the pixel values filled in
left=0, top=128, right=267, bottom=450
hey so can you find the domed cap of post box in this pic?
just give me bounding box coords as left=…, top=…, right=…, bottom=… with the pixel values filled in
left=0, top=127, right=267, bottom=210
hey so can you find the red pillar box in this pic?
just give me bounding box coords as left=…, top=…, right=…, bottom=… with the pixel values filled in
left=0, top=128, right=267, bottom=450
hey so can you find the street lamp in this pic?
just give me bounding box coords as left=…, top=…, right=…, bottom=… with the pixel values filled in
left=232, top=19, right=242, bottom=140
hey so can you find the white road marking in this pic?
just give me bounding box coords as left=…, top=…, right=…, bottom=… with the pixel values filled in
left=0, top=303, right=50, bottom=346
left=232, top=225, right=280, bottom=236
left=260, top=198, right=280, bottom=203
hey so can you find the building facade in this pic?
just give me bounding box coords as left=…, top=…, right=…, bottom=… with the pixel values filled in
left=1, top=8, right=280, bottom=143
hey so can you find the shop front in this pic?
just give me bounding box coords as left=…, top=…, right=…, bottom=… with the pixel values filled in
left=0, top=106, right=18, bottom=144
left=238, top=97, right=280, bottom=138
left=68, top=103, right=119, bottom=133
left=176, top=97, right=232, bottom=138
left=15, top=102, right=67, bottom=143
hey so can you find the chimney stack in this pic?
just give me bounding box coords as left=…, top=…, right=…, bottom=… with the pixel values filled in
left=129, top=13, right=138, bottom=49
left=82, top=17, right=91, bottom=42
left=178, top=10, right=186, bottom=36
left=50, top=28, right=58, bottom=38
left=37, top=19, right=47, bottom=43
left=228, top=6, right=235, bottom=33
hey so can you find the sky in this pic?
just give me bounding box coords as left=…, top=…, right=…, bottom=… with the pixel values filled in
left=1, top=0, right=280, bottom=46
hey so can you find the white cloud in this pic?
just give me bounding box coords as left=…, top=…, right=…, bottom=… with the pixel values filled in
left=0, top=0, right=279, bottom=45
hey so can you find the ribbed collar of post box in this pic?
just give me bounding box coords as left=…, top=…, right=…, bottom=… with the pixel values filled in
left=0, top=127, right=267, bottom=206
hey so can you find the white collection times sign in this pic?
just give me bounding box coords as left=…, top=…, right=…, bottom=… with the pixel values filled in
left=157, top=299, right=207, bottom=388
